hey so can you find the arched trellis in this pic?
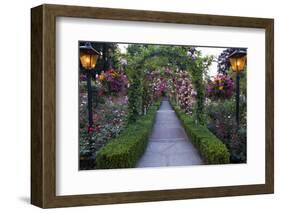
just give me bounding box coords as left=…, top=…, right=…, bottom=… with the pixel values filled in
left=125, top=44, right=212, bottom=124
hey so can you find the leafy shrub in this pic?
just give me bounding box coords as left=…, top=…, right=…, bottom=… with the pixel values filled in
left=79, top=81, right=87, bottom=93
left=79, top=96, right=128, bottom=161
left=173, top=104, right=230, bottom=164
left=128, top=71, right=143, bottom=123
left=96, top=104, right=159, bottom=169
left=206, top=99, right=246, bottom=163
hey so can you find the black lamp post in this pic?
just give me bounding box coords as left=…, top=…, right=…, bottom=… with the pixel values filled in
left=79, top=42, right=100, bottom=129
left=229, top=49, right=247, bottom=128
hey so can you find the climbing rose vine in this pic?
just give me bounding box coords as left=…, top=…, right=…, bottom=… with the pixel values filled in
left=147, top=70, right=169, bottom=99
left=173, top=71, right=195, bottom=115
left=153, top=77, right=167, bottom=97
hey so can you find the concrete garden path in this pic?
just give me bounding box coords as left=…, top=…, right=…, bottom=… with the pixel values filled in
left=137, top=99, right=203, bottom=168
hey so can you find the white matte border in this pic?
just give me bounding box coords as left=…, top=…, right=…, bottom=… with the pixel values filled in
left=56, top=17, right=265, bottom=195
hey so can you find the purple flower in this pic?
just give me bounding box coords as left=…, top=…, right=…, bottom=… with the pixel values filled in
left=207, top=74, right=234, bottom=100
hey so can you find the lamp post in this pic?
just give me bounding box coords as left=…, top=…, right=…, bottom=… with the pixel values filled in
left=79, top=42, right=100, bottom=129
left=229, top=49, right=247, bottom=128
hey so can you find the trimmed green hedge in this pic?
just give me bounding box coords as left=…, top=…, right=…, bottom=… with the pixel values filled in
left=96, top=103, right=159, bottom=169
left=173, top=104, right=230, bottom=164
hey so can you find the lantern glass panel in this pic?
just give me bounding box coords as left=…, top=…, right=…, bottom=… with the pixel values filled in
left=230, top=56, right=246, bottom=72
left=80, top=53, right=98, bottom=69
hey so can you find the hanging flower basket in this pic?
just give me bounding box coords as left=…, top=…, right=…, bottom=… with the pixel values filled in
left=207, top=74, right=234, bottom=100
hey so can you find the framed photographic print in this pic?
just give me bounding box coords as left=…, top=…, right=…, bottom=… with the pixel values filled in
left=31, top=4, right=274, bottom=208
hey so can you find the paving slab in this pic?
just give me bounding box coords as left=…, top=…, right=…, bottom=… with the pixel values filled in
left=137, top=100, right=203, bottom=168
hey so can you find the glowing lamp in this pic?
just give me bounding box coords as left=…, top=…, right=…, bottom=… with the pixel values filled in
left=79, top=42, right=100, bottom=70
left=229, top=49, right=247, bottom=72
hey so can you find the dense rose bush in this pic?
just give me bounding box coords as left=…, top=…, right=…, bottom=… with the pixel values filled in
left=153, top=77, right=167, bottom=97
left=172, top=71, right=195, bottom=115
left=79, top=95, right=128, bottom=158
left=206, top=100, right=246, bottom=163
left=147, top=69, right=195, bottom=115
left=146, top=70, right=168, bottom=99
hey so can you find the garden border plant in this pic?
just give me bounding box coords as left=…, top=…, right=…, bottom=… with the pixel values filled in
left=171, top=102, right=230, bottom=164
left=96, top=102, right=160, bottom=169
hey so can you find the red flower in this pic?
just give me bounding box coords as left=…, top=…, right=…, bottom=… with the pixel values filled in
left=88, top=126, right=95, bottom=133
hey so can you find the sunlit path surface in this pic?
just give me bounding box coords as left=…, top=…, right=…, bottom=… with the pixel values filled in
left=137, top=99, right=203, bottom=168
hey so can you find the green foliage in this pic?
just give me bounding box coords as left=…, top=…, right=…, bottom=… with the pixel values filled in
left=191, top=69, right=205, bottom=124
left=125, top=45, right=215, bottom=125
left=79, top=128, right=92, bottom=157
left=96, top=104, right=159, bottom=169
left=79, top=42, right=119, bottom=72
left=229, top=68, right=247, bottom=96
left=125, top=45, right=148, bottom=122
left=189, top=51, right=213, bottom=124
left=206, top=99, right=246, bottom=163
left=125, top=44, right=199, bottom=118
left=79, top=97, right=128, bottom=160
left=173, top=103, right=230, bottom=164
left=92, top=83, right=106, bottom=107
left=125, top=44, right=195, bottom=77
left=128, top=71, right=143, bottom=123
left=142, top=80, right=152, bottom=113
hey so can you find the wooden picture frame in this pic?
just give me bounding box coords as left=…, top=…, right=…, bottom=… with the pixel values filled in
left=31, top=4, right=274, bottom=208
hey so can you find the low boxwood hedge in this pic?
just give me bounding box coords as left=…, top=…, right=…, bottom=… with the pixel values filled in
left=96, top=104, right=159, bottom=169
left=173, top=104, right=230, bottom=164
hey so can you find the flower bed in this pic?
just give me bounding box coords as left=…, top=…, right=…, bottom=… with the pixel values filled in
left=79, top=94, right=129, bottom=169
left=206, top=99, right=247, bottom=163
left=96, top=103, right=160, bottom=169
